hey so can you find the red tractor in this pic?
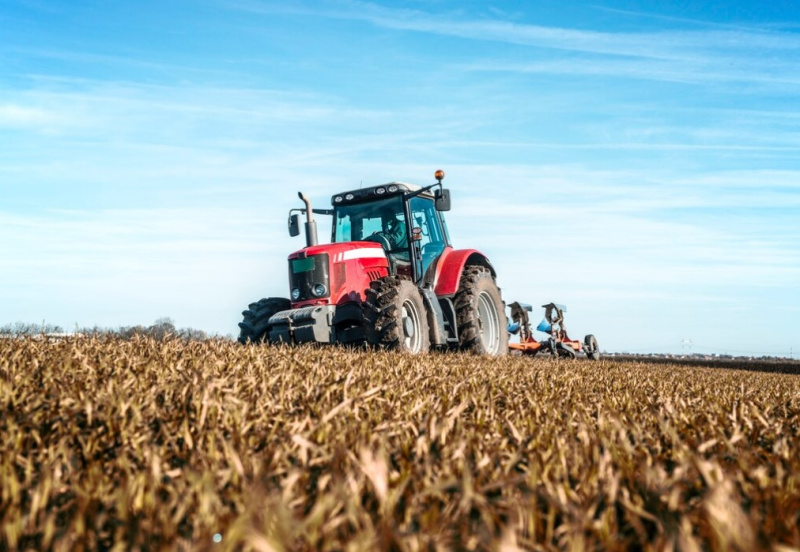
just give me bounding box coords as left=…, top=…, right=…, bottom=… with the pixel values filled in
left=238, top=170, right=508, bottom=355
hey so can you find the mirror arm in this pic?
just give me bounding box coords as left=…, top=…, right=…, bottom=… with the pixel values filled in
left=404, top=181, right=442, bottom=201
left=289, top=208, right=333, bottom=216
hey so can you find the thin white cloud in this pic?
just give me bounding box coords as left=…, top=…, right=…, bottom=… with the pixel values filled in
left=421, top=140, right=800, bottom=153
left=223, top=0, right=800, bottom=88
left=460, top=56, right=800, bottom=87
left=0, top=104, right=63, bottom=128
left=589, top=5, right=777, bottom=32
left=231, top=1, right=800, bottom=57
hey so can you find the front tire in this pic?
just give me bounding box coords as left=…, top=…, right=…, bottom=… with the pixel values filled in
left=454, top=266, right=509, bottom=355
left=238, top=297, right=291, bottom=344
left=363, top=277, right=430, bottom=353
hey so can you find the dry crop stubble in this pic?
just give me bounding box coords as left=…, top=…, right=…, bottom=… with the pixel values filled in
left=1, top=336, right=799, bottom=550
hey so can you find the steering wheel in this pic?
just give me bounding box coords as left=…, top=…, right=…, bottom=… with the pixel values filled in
left=363, top=232, right=391, bottom=252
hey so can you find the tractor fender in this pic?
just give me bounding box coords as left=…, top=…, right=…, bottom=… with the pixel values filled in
left=433, top=248, right=497, bottom=297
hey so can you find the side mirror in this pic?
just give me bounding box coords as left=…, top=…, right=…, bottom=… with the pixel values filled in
left=288, top=214, right=300, bottom=237
left=434, top=188, right=451, bottom=211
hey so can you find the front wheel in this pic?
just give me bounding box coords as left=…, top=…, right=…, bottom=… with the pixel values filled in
left=363, top=277, right=430, bottom=354
left=454, top=266, right=509, bottom=355
left=238, top=297, right=291, bottom=344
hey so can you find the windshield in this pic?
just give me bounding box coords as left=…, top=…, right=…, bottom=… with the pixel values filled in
left=333, top=196, right=411, bottom=276
left=333, top=196, right=405, bottom=246
left=332, top=194, right=449, bottom=282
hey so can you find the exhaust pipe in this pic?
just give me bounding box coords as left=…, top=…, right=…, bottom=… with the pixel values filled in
left=298, top=192, right=318, bottom=247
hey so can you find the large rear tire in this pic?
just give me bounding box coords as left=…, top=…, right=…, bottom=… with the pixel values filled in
left=454, top=266, right=509, bottom=355
left=584, top=334, right=600, bottom=361
left=238, top=297, right=291, bottom=344
left=363, top=276, right=430, bottom=354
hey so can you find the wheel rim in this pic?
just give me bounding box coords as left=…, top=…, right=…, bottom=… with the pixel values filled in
left=587, top=336, right=599, bottom=358
left=401, top=299, right=423, bottom=353
left=477, top=291, right=501, bottom=354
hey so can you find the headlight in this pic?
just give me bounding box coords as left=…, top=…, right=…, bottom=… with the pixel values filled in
left=312, top=284, right=328, bottom=297
left=291, top=288, right=301, bottom=301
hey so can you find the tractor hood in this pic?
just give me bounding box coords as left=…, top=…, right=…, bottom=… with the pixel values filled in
left=287, top=242, right=390, bottom=308
left=287, top=241, right=387, bottom=261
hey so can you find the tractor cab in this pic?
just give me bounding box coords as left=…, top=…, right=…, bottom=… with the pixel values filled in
left=288, top=171, right=451, bottom=284
left=330, top=181, right=451, bottom=283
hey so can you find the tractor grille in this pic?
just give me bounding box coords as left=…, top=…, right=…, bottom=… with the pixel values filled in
left=289, top=253, right=330, bottom=301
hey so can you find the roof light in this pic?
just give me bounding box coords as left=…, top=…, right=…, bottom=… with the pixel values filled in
left=345, top=193, right=354, bottom=201
left=375, top=187, right=386, bottom=195
left=388, top=185, right=398, bottom=192
left=334, top=196, right=343, bottom=203
left=434, top=169, right=445, bottom=182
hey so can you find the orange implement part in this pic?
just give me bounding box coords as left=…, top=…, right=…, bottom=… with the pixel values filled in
left=509, top=338, right=585, bottom=356
left=564, top=339, right=583, bottom=352
left=509, top=339, right=543, bottom=355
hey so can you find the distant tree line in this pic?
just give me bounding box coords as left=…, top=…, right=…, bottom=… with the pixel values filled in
left=0, top=317, right=210, bottom=341
left=0, top=321, right=65, bottom=336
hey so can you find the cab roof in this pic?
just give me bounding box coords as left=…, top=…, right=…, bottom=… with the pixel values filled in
left=331, top=182, right=435, bottom=206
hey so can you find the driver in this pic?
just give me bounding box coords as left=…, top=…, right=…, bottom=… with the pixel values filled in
left=371, top=206, right=411, bottom=274
left=380, top=208, right=407, bottom=251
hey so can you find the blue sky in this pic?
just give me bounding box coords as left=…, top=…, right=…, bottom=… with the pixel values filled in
left=1, top=1, right=798, bottom=356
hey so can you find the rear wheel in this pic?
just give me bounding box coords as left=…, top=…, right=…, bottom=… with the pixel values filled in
left=454, top=266, right=509, bottom=355
left=238, top=297, right=291, bottom=344
left=363, top=276, right=430, bottom=353
left=584, top=334, right=600, bottom=360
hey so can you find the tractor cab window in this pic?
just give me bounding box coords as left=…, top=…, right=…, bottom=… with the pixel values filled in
left=333, top=197, right=410, bottom=265
left=439, top=212, right=452, bottom=245
left=409, top=196, right=446, bottom=277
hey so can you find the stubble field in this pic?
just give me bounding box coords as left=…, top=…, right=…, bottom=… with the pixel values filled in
left=1, top=336, right=799, bottom=551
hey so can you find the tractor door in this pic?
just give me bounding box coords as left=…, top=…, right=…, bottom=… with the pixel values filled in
left=408, top=196, right=447, bottom=283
